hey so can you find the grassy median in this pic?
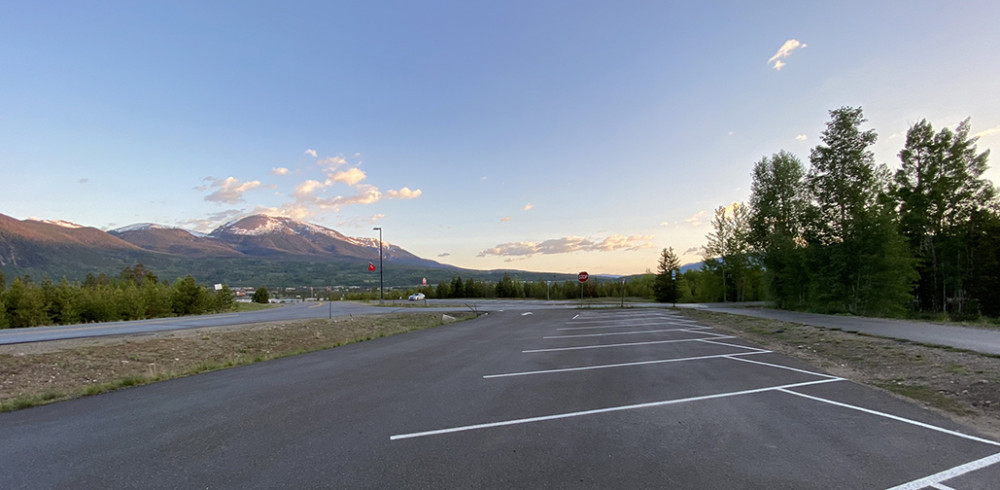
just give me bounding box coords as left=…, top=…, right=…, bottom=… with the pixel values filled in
left=0, top=312, right=471, bottom=412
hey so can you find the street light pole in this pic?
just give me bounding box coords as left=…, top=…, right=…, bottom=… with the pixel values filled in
left=373, top=227, right=383, bottom=304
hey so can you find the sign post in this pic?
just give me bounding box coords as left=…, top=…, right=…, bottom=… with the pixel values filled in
left=578, top=271, right=589, bottom=306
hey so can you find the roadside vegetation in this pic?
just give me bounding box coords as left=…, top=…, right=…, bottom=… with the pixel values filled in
left=655, top=107, right=999, bottom=321
left=0, top=312, right=470, bottom=412
left=0, top=264, right=236, bottom=328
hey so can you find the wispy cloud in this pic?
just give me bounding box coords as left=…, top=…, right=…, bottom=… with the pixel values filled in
left=203, top=176, right=263, bottom=204
left=385, top=187, right=422, bottom=200
left=795, top=134, right=808, bottom=141
left=272, top=167, right=290, bottom=176
left=523, top=203, right=534, bottom=211
left=318, top=156, right=347, bottom=169
left=438, top=252, right=451, bottom=258
left=683, top=210, right=707, bottom=227
left=479, top=234, right=654, bottom=257
left=304, top=149, right=317, bottom=158
left=975, top=125, right=1000, bottom=138
left=500, top=216, right=512, bottom=223
left=77, top=178, right=90, bottom=184
left=768, top=39, right=807, bottom=71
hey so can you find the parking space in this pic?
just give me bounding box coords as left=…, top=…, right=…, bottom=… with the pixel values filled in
left=390, top=308, right=1000, bottom=489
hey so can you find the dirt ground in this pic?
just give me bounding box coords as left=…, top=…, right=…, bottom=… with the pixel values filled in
left=683, top=309, right=1000, bottom=440
left=0, top=312, right=470, bottom=411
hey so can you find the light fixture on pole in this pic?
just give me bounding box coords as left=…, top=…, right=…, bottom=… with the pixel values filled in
left=373, top=227, right=383, bottom=304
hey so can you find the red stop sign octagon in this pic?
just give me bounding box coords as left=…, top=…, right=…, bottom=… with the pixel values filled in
left=578, top=271, right=589, bottom=282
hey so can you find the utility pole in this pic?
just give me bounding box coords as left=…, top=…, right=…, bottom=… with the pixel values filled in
left=373, top=227, right=384, bottom=305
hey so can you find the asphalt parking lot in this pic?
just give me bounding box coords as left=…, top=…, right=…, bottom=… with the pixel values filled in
left=388, top=308, right=1000, bottom=488
left=2, top=308, right=998, bottom=488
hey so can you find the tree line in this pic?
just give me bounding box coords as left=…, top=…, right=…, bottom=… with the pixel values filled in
left=0, top=264, right=236, bottom=328
left=656, top=106, right=999, bottom=319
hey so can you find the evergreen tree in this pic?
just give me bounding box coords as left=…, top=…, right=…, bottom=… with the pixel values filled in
left=653, top=247, right=681, bottom=303
left=805, top=106, right=915, bottom=315
left=252, top=286, right=270, bottom=304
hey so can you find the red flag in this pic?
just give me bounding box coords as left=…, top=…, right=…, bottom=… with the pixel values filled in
left=368, top=262, right=376, bottom=272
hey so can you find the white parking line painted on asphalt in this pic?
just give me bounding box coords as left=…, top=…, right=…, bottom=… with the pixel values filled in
left=885, top=453, right=1000, bottom=490
left=779, top=389, right=1000, bottom=448
left=567, top=317, right=698, bottom=325
left=522, top=336, right=738, bottom=353
left=557, top=321, right=704, bottom=331
left=696, top=338, right=771, bottom=352
left=482, top=351, right=772, bottom=378
left=929, top=483, right=957, bottom=490
left=725, top=355, right=840, bottom=379
left=389, top=378, right=844, bottom=441
left=544, top=327, right=710, bottom=339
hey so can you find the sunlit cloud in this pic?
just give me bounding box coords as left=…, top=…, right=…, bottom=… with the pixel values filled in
left=272, top=167, right=290, bottom=176
left=478, top=234, right=654, bottom=257
left=768, top=39, right=807, bottom=71
left=327, top=167, right=367, bottom=186
left=179, top=209, right=245, bottom=233
left=304, top=149, right=318, bottom=158
left=660, top=221, right=670, bottom=227
left=523, top=203, right=534, bottom=211
left=318, top=156, right=347, bottom=169
left=203, top=176, right=262, bottom=204
left=683, top=210, right=707, bottom=227
left=795, top=134, right=808, bottom=141
left=500, top=216, right=512, bottom=223
left=975, top=125, right=1000, bottom=138
left=385, top=187, right=422, bottom=200
left=294, top=179, right=325, bottom=199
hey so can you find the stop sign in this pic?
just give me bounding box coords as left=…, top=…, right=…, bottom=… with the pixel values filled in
left=578, top=271, right=589, bottom=282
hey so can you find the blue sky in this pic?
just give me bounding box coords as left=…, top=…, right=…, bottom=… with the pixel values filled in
left=3, top=1, right=999, bottom=275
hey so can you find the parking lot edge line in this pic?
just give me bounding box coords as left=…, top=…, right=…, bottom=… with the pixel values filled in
left=390, top=378, right=843, bottom=441
left=522, top=336, right=737, bottom=353
left=696, top=339, right=771, bottom=352
left=482, top=351, right=771, bottom=378
left=883, top=451, right=1000, bottom=490
left=778, top=389, right=1000, bottom=448
left=557, top=322, right=704, bottom=331
left=929, top=483, right=957, bottom=490
left=725, top=354, right=841, bottom=378
left=544, top=328, right=707, bottom=339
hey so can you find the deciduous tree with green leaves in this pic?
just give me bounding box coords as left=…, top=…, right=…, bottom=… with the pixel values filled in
left=749, top=151, right=809, bottom=308
left=891, top=118, right=996, bottom=315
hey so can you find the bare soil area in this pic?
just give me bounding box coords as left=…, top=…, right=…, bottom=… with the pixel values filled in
left=683, top=309, right=1000, bottom=440
left=0, top=312, right=470, bottom=412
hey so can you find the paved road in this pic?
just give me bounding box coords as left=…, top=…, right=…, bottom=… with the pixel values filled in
left=0, top=299, right=582, bottom=345
left=686, top=305, right=1000, bottom=355
left=2, top=309, right=997, bottom=488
